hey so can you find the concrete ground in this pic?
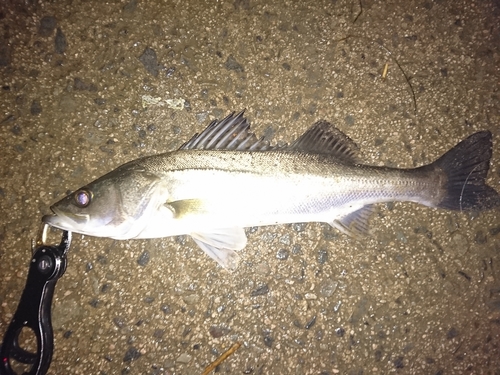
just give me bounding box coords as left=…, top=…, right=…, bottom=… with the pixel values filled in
left=1, top=0, right=499, bottom=374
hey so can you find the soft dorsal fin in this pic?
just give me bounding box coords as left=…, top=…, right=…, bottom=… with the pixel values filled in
left=290, top=120, right=359, bottom=163
left=179, top=111, right=277, bottom=151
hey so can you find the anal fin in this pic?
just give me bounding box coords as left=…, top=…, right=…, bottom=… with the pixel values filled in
left=331, top=205, right=375, bottom=238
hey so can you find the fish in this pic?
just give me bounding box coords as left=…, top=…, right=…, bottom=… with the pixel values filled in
left=43, top=111, right=500, bottom=270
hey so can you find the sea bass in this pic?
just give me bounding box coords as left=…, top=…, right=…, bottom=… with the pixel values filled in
left=43, top=112, right=499, bottom=269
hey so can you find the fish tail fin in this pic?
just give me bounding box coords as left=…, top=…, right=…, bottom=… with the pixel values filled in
left=432, top=131, right=499, bottom=211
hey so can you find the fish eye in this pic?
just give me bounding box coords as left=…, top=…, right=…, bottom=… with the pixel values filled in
left=73, top=189, right=92, bottom=208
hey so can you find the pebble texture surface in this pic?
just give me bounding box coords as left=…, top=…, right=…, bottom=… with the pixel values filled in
left=0, top=0, right=499, bottom=374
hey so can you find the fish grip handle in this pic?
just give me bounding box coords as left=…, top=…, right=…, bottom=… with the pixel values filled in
left=0, top=230, right=71, bottom=375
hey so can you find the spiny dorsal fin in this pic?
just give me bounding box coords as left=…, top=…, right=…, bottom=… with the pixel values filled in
left=290, top=120, right=359, bottom=163
left=179, top=111, right=277, bottom=151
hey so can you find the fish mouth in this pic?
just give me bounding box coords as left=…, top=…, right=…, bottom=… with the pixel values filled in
left=42, top=206, right=61, bottom=228
left=42, top=206, right=89, bottom=230
left=41, top=213, right=57, bottom=225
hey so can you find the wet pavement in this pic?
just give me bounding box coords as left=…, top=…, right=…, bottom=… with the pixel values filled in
left=1, top=0, right=500, bottom=374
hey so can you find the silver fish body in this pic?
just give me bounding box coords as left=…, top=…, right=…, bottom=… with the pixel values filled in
left=132, top=150, right=443, bottom=231
left=43, top=112, right=499, bottom=269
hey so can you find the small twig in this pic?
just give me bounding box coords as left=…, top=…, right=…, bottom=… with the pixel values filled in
left=353, top=0, right=363, bottom=23
left=201, top=342, right=242, bottom=375
left=382, top=63, right=389, bottom=80
left=378, top=43, right=417, bottom=114
left=333, top=35, right=418, bottom=115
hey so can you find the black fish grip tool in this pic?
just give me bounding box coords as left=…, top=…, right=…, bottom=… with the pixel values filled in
left=0, top=226, right=71, bottom=375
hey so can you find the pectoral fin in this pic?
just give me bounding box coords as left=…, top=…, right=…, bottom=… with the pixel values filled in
left=191, top=227, right=247, bottom=270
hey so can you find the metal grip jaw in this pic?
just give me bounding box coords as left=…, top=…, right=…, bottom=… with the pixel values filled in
left=0, top=228, right=71, bottom=375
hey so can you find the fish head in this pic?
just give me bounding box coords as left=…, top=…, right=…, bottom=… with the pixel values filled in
left=43, top=167, right=170, bottom=239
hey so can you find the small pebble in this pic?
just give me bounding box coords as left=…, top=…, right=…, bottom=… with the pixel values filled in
left=344, top=114, right=355, bottom=126
left=139, top=47, right=160, bottom=77
left=176, top=353, right=192, bottom=364
left=38, top=16, right=57, bottom=37
left=11, top=125, right=21, bottom=135
left=319, top=279, right=338, bottom=297
left=393, top=356, right=404, bottom=369
left=182, top=294, right=199, bottom=305
left=123, top=0, right=137, bottom=13
left=335, top=327, right=345, bottom=337
left=474, top=230, right=487, bottom=244
left=195, top=112, right=208, bottom=123
left=225, top=55, right=244, bottom=72
left=263, top=335, right=273, bottom=348
left=292, top=223, right=306, bottom=232
left=276, top=248, right=289, bottom=260
left=317, top=248, right=328, bottom=264
left=209, top=325, right=231, bottom=338
left=137, top=250, right=150, bottom=266
left=165, top=66, right=175, bottom=77
left=153, top=329, right=165, bottom=339
left=143, top=296, right=154, bottom=304
left=255, top=262, right=271, bottom=275
left=305, top=293, right=317, bottom=300
left=489, top=227, right=500, bottom=236
left=291, top=244, right=302, bottom=255
left=251, top=284, right=269, bottom=297
left=113, top=317, right=126, bottom=328
left=0, top=45, right=11, bottom=66
left=279, top=234, right=291, bottom=245
left=305, top=316, right=316, bottom=329
left=100, top=283, right=111, bottom=293
left=447, top=327, right=459, bottom=339
left=123, top=347, right=141, bottom=362
left=55, top=27, right=67, bottom=54
left=30, top=100, right=42, bottom=115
